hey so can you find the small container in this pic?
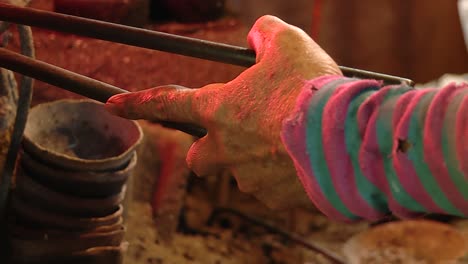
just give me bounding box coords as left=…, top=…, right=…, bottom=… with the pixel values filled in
left=10, top=99, right=137, bottom=263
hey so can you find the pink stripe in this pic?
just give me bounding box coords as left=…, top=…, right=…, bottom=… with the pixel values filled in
left=358, top=86, right=394, bottom=193
left=357, top=86, right=418, bottom=217
left=423, top=84, right=468, bottom=214
left=282, top=75, right=350, bottom=221
left=392, top=89, right=444, bottom=214
left=456, top=84, right=468, bottom=179
left=322, top=80, right=384, bottom=220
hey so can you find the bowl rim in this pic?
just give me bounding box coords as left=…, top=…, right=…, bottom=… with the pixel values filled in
left=15, top=168, right=126, bottom=215
left=12, top=195, right=124, bottom=228
left=21, top=150, right=137, bottom=182
left=23, top=99, right=143, bottom=171
left=11, top=218, right=125, bottom=239
left=72, top=242, right=128, bottom=256
left=11, top=225, right=125, bottom=241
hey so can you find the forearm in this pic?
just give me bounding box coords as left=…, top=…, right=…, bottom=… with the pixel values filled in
left=281, top=76, right=468, bottom=221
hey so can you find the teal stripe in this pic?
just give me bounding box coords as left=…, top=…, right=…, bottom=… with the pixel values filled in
left=407, top=92, right=461, bottom=215
left=306, top=79, right=358, bottom=219
left=345, top=88, right=388, bottom=212
left=376, top=88, right=426, bottom=212
left=442, top=90, right=468, bottom=199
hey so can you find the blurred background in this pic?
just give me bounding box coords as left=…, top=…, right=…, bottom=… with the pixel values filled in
left=228, top=0, right=468, bottom=84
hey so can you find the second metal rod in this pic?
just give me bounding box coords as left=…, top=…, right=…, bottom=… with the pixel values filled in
left=0, top=47, right=208, bottom=137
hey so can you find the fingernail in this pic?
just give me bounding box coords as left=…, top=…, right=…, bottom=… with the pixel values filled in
left=107, top=93, right=128, bottom=105
left=105, top=94, right=128, bottom=115
left=104, top=102, right=121, bottom=115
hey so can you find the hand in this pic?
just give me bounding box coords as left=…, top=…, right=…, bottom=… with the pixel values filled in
left=106, top=15, right=341, bottom=210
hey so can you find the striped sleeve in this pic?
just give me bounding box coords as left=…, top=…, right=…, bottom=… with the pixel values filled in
left=281, top=75, right=468, bottom=221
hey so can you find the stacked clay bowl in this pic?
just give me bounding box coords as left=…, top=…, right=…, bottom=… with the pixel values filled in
left=9, top=100, right=142, bottom=263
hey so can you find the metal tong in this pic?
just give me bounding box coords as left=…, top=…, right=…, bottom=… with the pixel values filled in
left=0, top=3, right=414, bottom=137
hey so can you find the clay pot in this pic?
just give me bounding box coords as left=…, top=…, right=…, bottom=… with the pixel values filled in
left=23, top=99, right=143, bottom=172
left=19, top=151, right=134, bottom=198
left=343, top=220, right=467, bottom=263
left=11, top=195, right=123, bottom=231
left=10, top=225, right=125, bottom=260
left=15, top=168, right=125, bottom=217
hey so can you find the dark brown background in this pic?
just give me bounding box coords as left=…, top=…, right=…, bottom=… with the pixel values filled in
left=231, top=0, right=468, bottom=83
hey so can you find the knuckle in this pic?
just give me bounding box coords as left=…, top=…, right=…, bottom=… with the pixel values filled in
left=186, top=154, right=203, bottom=176
left=254, top=15, right=282, bottom=30
left=148, top=86, right=188, bottom=120
left=186, top=139, right=216, bottom=177
left=236, top=180, right=256, bottom=193
left=150, top=96, right=171, bottom=121
left=186, top=142, right=201, bottom=169
left=261, top=198, right=280, bottom=210
left=273, top=26, right=305, bottom=47
left=255, top=188, right=282, bottom=210
left=194, top=90, right=221, bottom=126
left=248, top=15, right=283, bottom=41
left=191, top=90, right=205, bottom=119
left=211, top=104, right=227, bottom=123
left=231, top=168, right=261, bottom=194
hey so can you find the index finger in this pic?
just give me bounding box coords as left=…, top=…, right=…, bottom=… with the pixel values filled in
left=105, top=85, right=202, bottom=126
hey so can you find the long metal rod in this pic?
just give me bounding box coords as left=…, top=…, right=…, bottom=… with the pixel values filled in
left=0, top=47, right=207, bottom=137
left=0, top=48, right=127, bottom=102
left=0, top=3, right=414, bottom=86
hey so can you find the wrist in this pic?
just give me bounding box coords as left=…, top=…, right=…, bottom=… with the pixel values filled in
left=280, top=75, right=355, bottom=221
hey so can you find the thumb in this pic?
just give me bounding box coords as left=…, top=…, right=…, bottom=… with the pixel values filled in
left=247, top=15, right=298, bottom=63
left=105, top=85, right=201, bottom=125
